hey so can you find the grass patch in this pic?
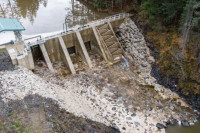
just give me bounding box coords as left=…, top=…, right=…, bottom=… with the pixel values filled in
left=10, top=125, right=17, bottom=129
left=51, top=119, right=56, bottom=124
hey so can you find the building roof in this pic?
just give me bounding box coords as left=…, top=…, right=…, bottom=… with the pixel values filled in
left=0, top=18, right=25, bottom=33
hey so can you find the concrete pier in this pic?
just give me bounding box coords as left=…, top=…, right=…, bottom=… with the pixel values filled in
left=76, top=31, right=92, bottom=68
left=58, top=36, right=76, bottom=74
left=39, top=43, right=55, bottom=73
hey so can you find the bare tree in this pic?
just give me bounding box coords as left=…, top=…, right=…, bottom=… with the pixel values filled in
left=181, top=0, right=195, bottom=58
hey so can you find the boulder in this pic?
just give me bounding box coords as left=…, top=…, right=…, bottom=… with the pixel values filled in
left=156, top=123, right=166, bottom=129
left=181, top=120, right=190, bottom=127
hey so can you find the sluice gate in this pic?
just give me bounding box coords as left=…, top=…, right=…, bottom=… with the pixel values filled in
left=2, top=13, right=129, bottom=74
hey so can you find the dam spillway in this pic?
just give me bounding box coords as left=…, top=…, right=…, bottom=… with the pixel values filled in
left=2, top=13, right=130, bottom=74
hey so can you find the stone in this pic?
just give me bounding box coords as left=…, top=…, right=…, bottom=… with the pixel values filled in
left=193, top=119, right=198, bottom=123
left=178, top=120, right=181, bottom=126
left=148, top=107, right=152, bottom=111
left=181, top=120, right=190, bottom=127
left=177, top=102, right=181, bottom=106
left=112, top=107, right=116, bottom=111
left=131, top=112, right=136, bottom=117
left=190, top=122, right=195, bottom=126
left=156, top=123, right=166, bottom=129
left=143, top=109, right=146, bottom=114
left=135, top=122, right=140, bottom=127
left=126, top=117, right=132, bottom=120
left=116, top=100, right=123, bottom=104
left=166, top=117, right=178, bottom=126
left=169, top=105, right=174, bottom=110
left=128, top=105, right=133, bottom=109
left=122, top=127, right=126, bottom=130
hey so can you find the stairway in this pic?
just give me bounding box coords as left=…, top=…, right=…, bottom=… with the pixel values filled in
left=95, top=22, right=123, bottom=63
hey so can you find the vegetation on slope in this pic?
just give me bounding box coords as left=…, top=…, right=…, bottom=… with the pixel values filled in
left=136, top=0, right=200, bottom=95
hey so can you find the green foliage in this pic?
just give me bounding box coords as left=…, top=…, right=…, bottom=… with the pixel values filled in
left=141, top=0, right=187, bottom=25
left=192, top=1, right=200, bottom=31
left=93, top=0, right=107, bottom=9
left=180, top=0, right=200, bottom=32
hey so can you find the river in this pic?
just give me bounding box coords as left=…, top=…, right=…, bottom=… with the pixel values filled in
left=0, top=0, right=200, bottom=133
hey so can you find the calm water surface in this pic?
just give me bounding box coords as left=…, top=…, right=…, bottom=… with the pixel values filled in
left=0, top=0, right=108, bottom=35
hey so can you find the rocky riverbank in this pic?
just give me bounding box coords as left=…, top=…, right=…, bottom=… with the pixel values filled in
left=116, top=18, right=199, bottom=127
left=0, top=18, right=199, bottom=133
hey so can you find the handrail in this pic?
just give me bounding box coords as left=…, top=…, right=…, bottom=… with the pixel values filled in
left=26, top=13, right=129, bottom=47
left=24, top=35, right=42, bottom=41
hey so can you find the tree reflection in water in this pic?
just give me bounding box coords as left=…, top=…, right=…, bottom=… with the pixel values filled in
left=65, top=0, right=107, bottom=28
left=0, top=0, right=108, bottom=34
left=0, top=0, right=48, bottom=23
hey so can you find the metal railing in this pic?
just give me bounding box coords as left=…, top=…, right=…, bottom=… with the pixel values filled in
left=26, top=13, right=129, bottom=47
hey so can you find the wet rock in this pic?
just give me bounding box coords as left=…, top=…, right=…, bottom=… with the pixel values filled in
left=177, top=102, right=181, bottom=106
left=181, top=120, right=190, bottom=127
left=112, top=107, right=116, bottom=111
left=190, top=122, right=195, bottom=126
left=178, top=120, right=182, bottom=126
left=148, top=107, right=152, bottom=111
left=135, top=122, right=140, bottom=127
left=166, top=117, right=178, bottom=126
left=116, top=100, right=122, bottom=105
left=126, top=117, right=132, bottom=120
left=122, top=127, right=126, bottom=130
left=128, top=105, right=133, bottom=109
left=169, top=105, right=174, bottom=110
left=156, top=123, right=166, bottom=129
left=131, top=112, right=136, bottom=117
left=143, top=109, right=146, bottom=114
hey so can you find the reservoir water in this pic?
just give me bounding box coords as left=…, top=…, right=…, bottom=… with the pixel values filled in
left=0, top=0, right=108, bottom=35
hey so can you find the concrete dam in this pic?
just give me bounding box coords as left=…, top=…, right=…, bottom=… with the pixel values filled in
left=1, top=13, right=129, bottom=74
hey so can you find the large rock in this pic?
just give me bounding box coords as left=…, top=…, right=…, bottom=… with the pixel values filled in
left=156, top=123, right=166, bottom=129
left=181, top=120, right=190, bottom=127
